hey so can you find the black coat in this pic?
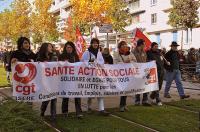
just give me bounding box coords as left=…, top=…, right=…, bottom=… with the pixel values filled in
left=9, top=50, right=36, bottom=71
left=146, top=49, right=164, bottom=74
left=164, top=50, right=180, bottom=72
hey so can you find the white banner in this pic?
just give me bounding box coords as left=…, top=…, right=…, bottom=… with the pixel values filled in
left=12, top=61, right=158, bottom=102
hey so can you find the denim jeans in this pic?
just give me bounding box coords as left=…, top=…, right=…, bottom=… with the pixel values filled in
left=164, top=70, right=185, bottom=96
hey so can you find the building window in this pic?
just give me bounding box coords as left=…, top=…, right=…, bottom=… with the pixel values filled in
left=172, top=31, right=178, bottom=42
left=151, top=13, right=157, bottom=24
left=129, top=0, right=140, bottom=9
left=151, top=0, right=157, bottom=6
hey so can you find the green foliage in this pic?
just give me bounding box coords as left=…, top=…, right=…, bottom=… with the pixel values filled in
left=168, top=0, right=200, bottom=29
left=0, top=99, right=54, bottom=131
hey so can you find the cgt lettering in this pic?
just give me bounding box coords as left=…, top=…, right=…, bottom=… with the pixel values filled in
left=16, top=83, right=36, bottom=95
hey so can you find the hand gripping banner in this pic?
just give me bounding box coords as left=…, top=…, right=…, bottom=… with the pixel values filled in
left=12, top=61, right=158, bottom=102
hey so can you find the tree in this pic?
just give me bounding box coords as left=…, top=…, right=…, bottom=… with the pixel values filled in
left=31, top=0, right=59, bottom=43
left=0, top=9, right=15, bottom=42
left=168, top=0, right=200, bottom=49
left=11, top=0, right=31, bottom=39
left=0, top=0, right=31, bottom=43
left=70, top=0, right=131, bottom=34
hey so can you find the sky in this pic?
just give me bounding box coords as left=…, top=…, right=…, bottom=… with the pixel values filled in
left=0, top=0, right=14, bottom=12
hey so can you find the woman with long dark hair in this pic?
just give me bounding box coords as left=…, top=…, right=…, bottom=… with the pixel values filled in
left=59, top=41, right=83, bottom=118
left=9, top=37, right=36, bottom=70
left=37, top=43, right=57, bottom=121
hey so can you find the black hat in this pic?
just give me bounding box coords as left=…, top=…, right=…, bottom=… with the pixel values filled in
left=170, top=41, right=180, bottom=47
left=136, top=39, right=145, bottom=47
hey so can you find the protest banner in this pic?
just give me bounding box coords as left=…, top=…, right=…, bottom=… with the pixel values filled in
left=12, top=61, right=158, bottom=102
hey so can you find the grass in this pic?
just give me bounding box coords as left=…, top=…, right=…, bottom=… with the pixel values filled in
left=0, top=99, right=54, bottom=132
left=0, top=67, right=10, bottom=87
left=45, top=112, right=148, bottom=132
left=166, top=99, right=200, bottom=112
left=107, top=105, right=199, bottom=132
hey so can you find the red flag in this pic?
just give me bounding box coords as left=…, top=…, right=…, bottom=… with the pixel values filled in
left=131, top=28, right=151, bottom=51
left=75, top=27, right=87, bottom=58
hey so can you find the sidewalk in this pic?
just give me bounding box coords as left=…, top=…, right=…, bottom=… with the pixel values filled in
left=0, top=81, right=200, bottom=115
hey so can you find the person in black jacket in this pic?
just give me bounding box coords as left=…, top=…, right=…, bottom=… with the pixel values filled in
left=164, top=42, right=190, bottom=99
left=147, top=42, right=164, bottom=105
left=37, top=43, right=57, bottom=122
left=59, top=41, right=83, bottom=119
left=9, top=37, right=36, bottom=70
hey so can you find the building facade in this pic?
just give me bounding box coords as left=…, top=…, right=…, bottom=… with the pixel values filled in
left=49, top=0, right=200, bottom=49
left=126, top=0, right=200, bottom=49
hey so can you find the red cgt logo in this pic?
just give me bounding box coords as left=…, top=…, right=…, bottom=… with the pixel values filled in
left=14, top=63, right=37, bottom=84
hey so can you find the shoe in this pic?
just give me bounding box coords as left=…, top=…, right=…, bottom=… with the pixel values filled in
left=40, top=112, right=44, bottom=117
left=157, top=102, right=163, bottom=106
left=142, top=102, right=152, bottom=106
left=120, top=106, right=125, bottom=112
left=180, top=95, right=190, bottom=99
left=124, top=106, right=129, bottom=111
left=99, top=110, right=110, bottom=116
left=77, top=114, right=83, bottom=119
left=164, top=94, right=171, bottom=98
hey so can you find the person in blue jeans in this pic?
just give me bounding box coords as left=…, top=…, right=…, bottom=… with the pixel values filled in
left=164, top=41, right=190, bottom=99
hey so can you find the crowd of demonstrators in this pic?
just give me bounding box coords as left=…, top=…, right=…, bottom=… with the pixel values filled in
left=113, top=41, right=136, bottom=112
left=59, top=42, right=83, bottom=118
left=6, top=36, right=195, bottom=123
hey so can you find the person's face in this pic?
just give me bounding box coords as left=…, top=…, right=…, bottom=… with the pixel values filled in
left=92, top=41, right=99, bottom=49
left=152, top=45, right=158, bottom=51
left=47, top=44, right=53, bottom=53
left=66, top=45, right=73, bottom=53
left=22, top=40, right=30, bottom=50
left=171, top=46, right=178, bottom=51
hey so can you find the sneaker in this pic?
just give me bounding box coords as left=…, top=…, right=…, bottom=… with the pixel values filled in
left=99, top=110, right=110, bottom=116
left=77, top=114, right=83, bottom=119
left=120, top=106, right=125, bottom=112
left=142, top=102, right=152, bottom=106
left=124, top=106, right=129, bottom=111
left=157, top=102, right=163, bottom=106
left=164, top=94, right=171, bottom=98
left=40, top=112, right=44, bottom=117
left=180, top=95, right=190, bottom=99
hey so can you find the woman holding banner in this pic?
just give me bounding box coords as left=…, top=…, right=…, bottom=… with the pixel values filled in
left=37, top=43, right=57, bottom=122
left=59, top=41, right=83, bottom=119
left=9, top=37, right=36, bottom=70
left=82, top=38, right=110, bottom=116
left=113, top=41, right=137, bottom=112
